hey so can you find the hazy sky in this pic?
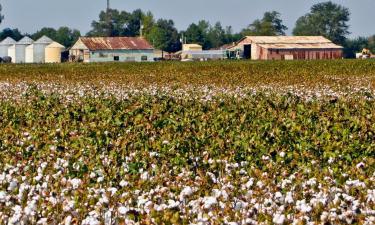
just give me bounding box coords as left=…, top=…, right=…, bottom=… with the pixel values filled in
left=1, top=0, right=374, bottom=37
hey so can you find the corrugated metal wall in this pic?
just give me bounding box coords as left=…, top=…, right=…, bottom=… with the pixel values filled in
left=88, top=49, right=154, bottom=62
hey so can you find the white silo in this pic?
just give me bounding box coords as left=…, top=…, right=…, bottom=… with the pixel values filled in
left=25, top=44, right=34, bottom=63
left=0, top=37, right=16, bottom=58
left=8, top=36, right=34, bottom=63
left=33, top=36, right=54, bottom=63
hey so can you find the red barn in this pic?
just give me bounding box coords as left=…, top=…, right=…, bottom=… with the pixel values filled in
left=231, top=36, right=343, bottom=60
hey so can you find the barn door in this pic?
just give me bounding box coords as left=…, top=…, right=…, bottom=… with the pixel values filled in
left=244, top=44, right=251, bottom=59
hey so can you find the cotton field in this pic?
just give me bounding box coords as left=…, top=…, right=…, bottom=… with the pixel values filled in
left=0, top=61, right=374, bottom=224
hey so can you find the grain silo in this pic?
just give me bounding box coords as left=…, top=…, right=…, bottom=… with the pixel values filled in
left=0, top=37, right=17, bottom=58
left=45, top=42, right=65, bottom=63
left=28, top=36, right=54, bottom=63
left=8, top=36, right=34, bottom=63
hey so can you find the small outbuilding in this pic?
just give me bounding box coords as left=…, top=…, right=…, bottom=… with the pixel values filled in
left=25, top=35, right=54, bottom=63
left=0, top=37, right=16, bottom=58
left=69, top=37, right=154, bottom=62
left=231, top=36, right=343, bottom=60
left=45, top=42, right=65, bottom=63
left=8, top=36, right=34, bottom=63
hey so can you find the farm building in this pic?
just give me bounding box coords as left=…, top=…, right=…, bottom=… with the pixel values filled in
left=25, top=35, right=54, bottom=63
left=231, top=36, right=343, bottom=60
left=182, top=44, right=203, bottom=51
left=69, top=37, right=154, bottom=62
left=0, top=37, right=16, bottom=58
left=8, top=36, right=34, bottom=63
left=45, top=42, right=65, bottom=63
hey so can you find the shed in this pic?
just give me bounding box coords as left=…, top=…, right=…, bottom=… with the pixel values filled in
left=26, top=36, right=54, bottom=63
left=45, top=42, right=65, bottom=63
left=0, top=37, right=16, bottom=58
left=69, top=37, right=154, bottom=62
left=231, top=36, right=343, bottom=60
left=8, top=36, right=34, bottom=63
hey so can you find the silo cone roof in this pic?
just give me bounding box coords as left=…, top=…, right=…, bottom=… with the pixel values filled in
left=0, top=37, right=16, bottom=45
left=35, top=35, right=53, bottom=44
left=47, top=42, right=65, bottom=49
left=17, top=36, right=34, bottom=45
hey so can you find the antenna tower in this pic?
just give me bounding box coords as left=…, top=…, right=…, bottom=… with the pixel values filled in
left=106, top=0, right=111, bottom=36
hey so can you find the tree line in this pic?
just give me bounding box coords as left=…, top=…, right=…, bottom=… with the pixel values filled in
left=0, top=1, right=374, bottom=58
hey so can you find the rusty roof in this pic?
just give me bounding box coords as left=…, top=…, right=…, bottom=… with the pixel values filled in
left=80, top=37, right=153, bottom=51
left=237, top=36, right=343, bottom=49
left=258, top=43, right=343, bottom=50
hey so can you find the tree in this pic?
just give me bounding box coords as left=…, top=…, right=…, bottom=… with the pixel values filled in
left=32, top=27, right=81, bottom=48
left=343, top=37, right=369, bottom=58
left=293, top=1, right=350, bottom=45
left=241, top=11, right=287, bottom=36
left=147, top=19, right=180, bottom=55
left=184, top=20, right=214, bottom=49
left=0, top=28, right=23, bottom=41
left=87, top=9, right=154, bottom=37
left=0, top=4, right=4, bottom=24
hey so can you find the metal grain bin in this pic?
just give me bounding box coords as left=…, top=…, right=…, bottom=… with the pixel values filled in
left=33, top=36, right=53, bottom=63
left=45, top=42, right=65, bottom=63
left=0, top=37, right=16, bottom=57
left=8, top=36, right=34, bottom=63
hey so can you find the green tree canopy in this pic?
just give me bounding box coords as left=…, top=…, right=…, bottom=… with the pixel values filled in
left=32, top=27, right=81, bottom=48
left=146, top=19, right=180, bottom=53
left=293, top=1, right=350, bottom=45
left=0, top=28, right=23, bottom=41
left=0, top=4, right=4, bottom=24
left=87, top=9, right=154, bottom=38
left=241, top=11, right=287, bottom=36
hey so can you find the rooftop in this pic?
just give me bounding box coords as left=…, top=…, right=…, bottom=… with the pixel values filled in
left=79, top=37, right=153, bottom=51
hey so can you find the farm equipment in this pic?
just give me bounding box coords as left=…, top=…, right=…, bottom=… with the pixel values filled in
left=356, top=48, right=375, bottom=59
left=0, top=56, right=12, bottom=63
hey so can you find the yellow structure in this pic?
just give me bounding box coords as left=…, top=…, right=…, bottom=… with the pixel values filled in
left=45, top=42, right=65, bottom=63
left=182, top=44, right=202, bottom=51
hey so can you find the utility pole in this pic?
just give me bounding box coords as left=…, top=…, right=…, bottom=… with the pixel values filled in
left=106, top=0, right=111, bottom=36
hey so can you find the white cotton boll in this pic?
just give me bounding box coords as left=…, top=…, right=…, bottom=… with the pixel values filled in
left=285, top=192, right=294, bottom=204
left=37, top=218, right=48, bottom=224
left=227, top=222, right=239, bottom=225
left=246, top=178, right=254, bottom=188
left=162, top=140, right=169, bottom=145
left=97, top=177, right=104, bottom=183
left=279, top=152, right=286, bottom=158
left=256, top=181, right=263, bottom=189
left=89, top=172, right=96, bottom=179
left=8, top=180, right=18, bottom=191
left=328, top=157, right=334, bottom=164
left=273, top=213, right=285, bottom=225
left=0, top=191, right=7, bottom=202
left=119, top=180, right=128, bottom=187
left=203, top=196, right=217, bottom=209
left=180, top=186, right=193, bottom=200
left=64, top=216, right=72, bottom=225
left=69, top=178, right=82, bottom=189
left=356, top=162, right=365, bottom=169
left=118, top=206, right=128, bottom=215
left=140, top=171, right=149, bottom=181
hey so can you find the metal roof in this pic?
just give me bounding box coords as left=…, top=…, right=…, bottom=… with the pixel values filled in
left=0, top=37, right=17, bottom=45
left=17, top=36, right=34, bottom=45
left=46, top=42, right=65, bottom=49
left=258, top=43, right=343, bottom=50
left=80, top=37, right=153, bottom=50
left=34, top=35, right=54, bottom=44
left=237, top=36, right=343, bottom=49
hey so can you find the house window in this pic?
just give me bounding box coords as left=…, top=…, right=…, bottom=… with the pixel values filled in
left=114, top=56, right=120, bottom=61
left=141, top=55, right=147, bottom=61
left=99, top=53, right=106, bottom=58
